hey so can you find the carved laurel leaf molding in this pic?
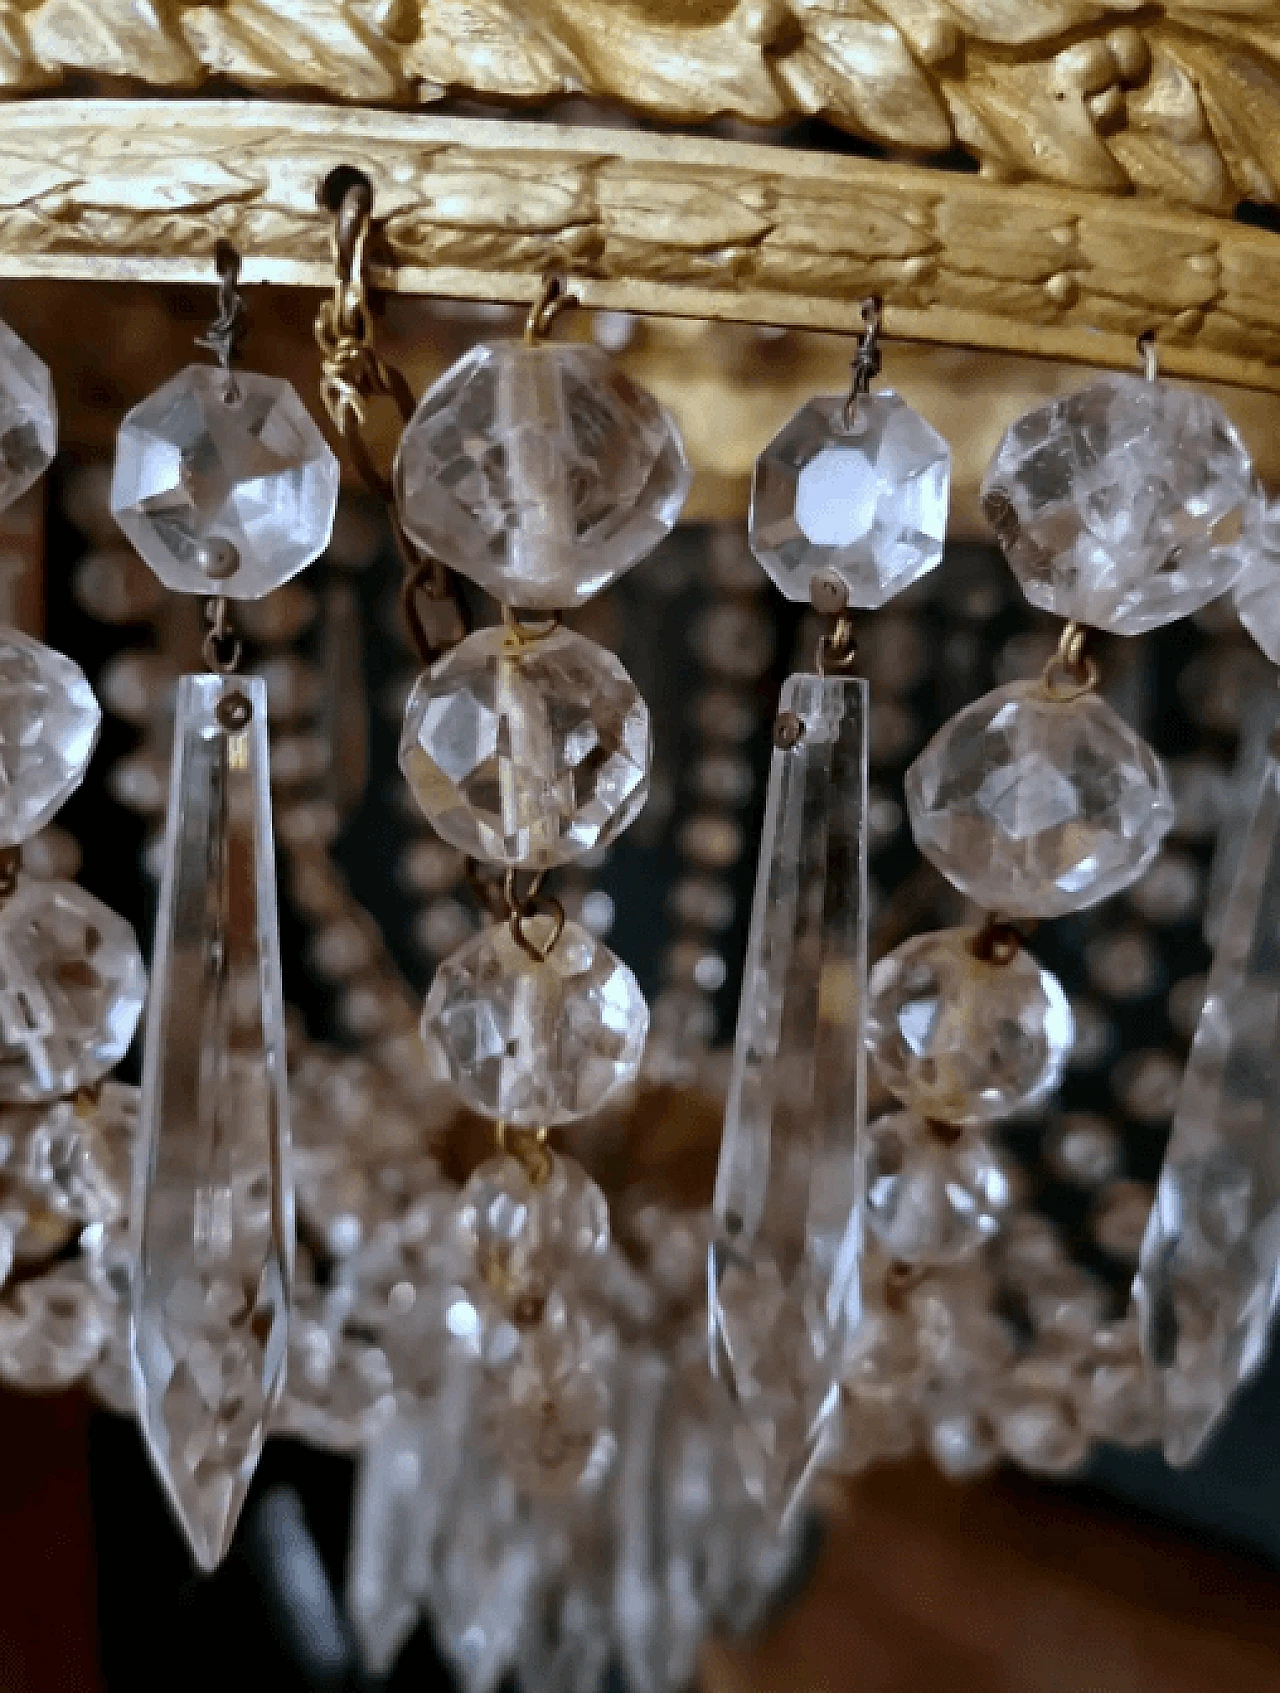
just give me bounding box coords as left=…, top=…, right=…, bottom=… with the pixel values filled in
left=2, top=1, right=1280, bottom=213
left=0, top=102, right=1277, bottom=395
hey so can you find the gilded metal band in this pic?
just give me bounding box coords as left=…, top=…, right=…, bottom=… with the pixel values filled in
left=1, top=102, right=1279, bottom=393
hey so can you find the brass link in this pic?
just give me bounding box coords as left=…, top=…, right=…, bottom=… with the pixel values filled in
left=494, top=1119, right=554, bottom=1186
left=524, top=273, right=580, bottom=345
left=816, top=609, right=858, bottom=676
left=202, top=595, right=242, bottom=674
left=1039, top=619, right=1098, bottom=702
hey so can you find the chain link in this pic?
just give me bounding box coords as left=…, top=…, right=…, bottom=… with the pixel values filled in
left=314, top=174, right=467, bottom=667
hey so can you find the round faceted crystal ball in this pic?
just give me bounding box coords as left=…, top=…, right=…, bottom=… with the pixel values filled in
left=400, top=624, right=650, bottom=869
left=866, top=928, right=1073, bottom=1125
left=906, top=682, right=1174, bottom=919
left=981, top=375, right=1253, bottom=635
left=456, top=1150, right=609, bottom=1307
left=110, top=364, right=340, bottom=599
left=864, top=1111, right=1009, bottom=1266
left=421, top=918, right=648, bottom=1127
left=749, top=391, right=949, bottom=607
left=0, top=630, right=100, bottom=846
left=0, top=317, right=56, bottom=516
left=0, top=879, right=146, bottom=1103
left=394, top=340, right=691, bottom=611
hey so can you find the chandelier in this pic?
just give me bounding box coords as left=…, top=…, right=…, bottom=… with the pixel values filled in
left=0, top=6, right=1278, bottom=1688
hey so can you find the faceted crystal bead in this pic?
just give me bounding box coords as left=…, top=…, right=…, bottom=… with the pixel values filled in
left=456, top=1150, right=608, bottom=1311
left=866, top=928, right=1073, bottom=1124
left=710, top=673, right=868, bottom=1519
left=394, top=340, right=690, bottom=610
left=421, top=918, right=647, bottom=1127
left=400, top=624, right=650, bottom=869
left=0, top=317, right=56, bottom=515
left=0, top=879, right=145, bottom=1103
left=1135, top=743, right=1280, bottom=1464
left=749, top=392, right=950, bottom=606
left=488, top=1309, right=616, bottom=1498
left=906, top=682, right=1174, bottom=919
left=981, top=375, right=1253, bottom=634
left=0, top=1263, right=109, bottom=1392
left=0, top=631, right=100, bottom=845
left=863, top=1112, right=1008, bottom=1265
left=110, top=364, right=340, bottom=599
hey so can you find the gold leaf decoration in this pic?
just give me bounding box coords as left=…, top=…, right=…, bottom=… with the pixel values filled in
left=0, top=101, right=1276, bottom=398
left=25, top=0, right=200, bottom=83
left=181, top=0, right=405, bottom=100
left=405, top=0, right=583, bottom=98
left=3, top=3, right=1280, bottom=215
left=780, top=1, right=953, bottom=149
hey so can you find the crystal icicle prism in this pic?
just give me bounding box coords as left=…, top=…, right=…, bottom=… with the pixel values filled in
left=709, top=672, right=868, bottom=1518
left=131, top=674, right=292, bottom=1570
left=1135, top=740, right=1280, bottom=1464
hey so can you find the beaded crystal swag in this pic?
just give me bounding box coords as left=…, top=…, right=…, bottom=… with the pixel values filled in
left=0, top=173, right=1279, bottom=1681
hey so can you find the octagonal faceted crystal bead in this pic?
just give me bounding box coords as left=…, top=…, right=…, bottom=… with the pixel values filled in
left=0, top=630, right=101, bottom=846
left=421, top=918, right=647, bottom=1127
left=981, top=376, right=1253, bottom=635
left=749, top=391, right=950, bottom=607
left=394, top=340, right=691, bottom=611
left=0, top=879, right=146, bottom=1103
left=0, top=318, right=56, bottom=515
left=400, top=624, right=650, bottom=869
left=110, top=364, right=340, bottom=599
left=906, top=682, right=1174, bottom=920
left=866, top=928, right=1073, bottom=1125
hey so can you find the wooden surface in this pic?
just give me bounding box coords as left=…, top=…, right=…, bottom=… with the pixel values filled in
left=0, top=1391, right=101, bottom=1693
left=705, top=1461, right=1280, bottom=1693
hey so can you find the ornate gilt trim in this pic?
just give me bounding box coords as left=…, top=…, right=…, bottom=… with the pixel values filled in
left=1, top=3, right=1279, bottom=212
left=0, top=101, right=1278, bottom=392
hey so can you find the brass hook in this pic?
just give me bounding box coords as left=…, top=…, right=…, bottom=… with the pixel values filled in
left=524, top=273, right=580, bottom=345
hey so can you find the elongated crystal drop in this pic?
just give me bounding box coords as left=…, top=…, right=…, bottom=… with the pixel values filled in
left=1135, top=742, right=1280, bottom=1464
left=131, top=673, right=292, bottom=1571
left=709, top=672, right=868, bottom=1519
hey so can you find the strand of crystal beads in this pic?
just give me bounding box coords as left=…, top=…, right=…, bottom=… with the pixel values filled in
left=395, top=305, right=688, bottom=1498
left=858, top=924, right=1072, bottom=1266
left=112, top=263, right=340, bottom=1568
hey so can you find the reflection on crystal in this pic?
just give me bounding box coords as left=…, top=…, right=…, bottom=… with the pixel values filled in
left=864, top=1113, right=1008, bottom=1264
left=421, top=919, right=648, bottom=1127
left=709, top=673, right=867, bottom=1520
left=0, top=317, right=57, bottom=515
left=982, top=375, right=1253, bottom=634
left=750, top=392, right=949, bottom=607
left=1136, top=746, right=1280, bottom=1463
left=0, top=879, right=145, bottom=1103
left=906, top=682, right=1174, bottom=919
left=395, top=340, right=690, bottom=610
left=400, top=624, right=650, bottom=869
left=111, top=365, right=340, bottom=599
left=865, top=927, right=1072, bottom=1124
left=131, top=674, right=292, bottom=1571
left=0, top=630, right=101, bottom=846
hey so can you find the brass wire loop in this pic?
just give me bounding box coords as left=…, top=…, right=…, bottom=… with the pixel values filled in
left=1138, top=329, right=1160, bottom=383
left=202, top=595, right=243, bottom=675
left=817, top=610, right=858, bottom=676
left=315, top=172, right=466, bottom=667
left=524, top=273, right=580, bottom=345
left=1039, top=619, right=1098, bottom=702
left=195, top=240, right=246, bottom=383
left=494, top=1120, right=553, bottom=1186
left=841, top=295, right=883, bottom=432
left=502, top=867, right=566, bottom=964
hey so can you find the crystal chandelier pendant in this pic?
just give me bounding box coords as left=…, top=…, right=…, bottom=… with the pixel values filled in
left=709, top=670, right=869, bottom=1520
left=131, top=672, right=293, bottom=1571
left=1135, top=736, right=1280, bottom=1464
